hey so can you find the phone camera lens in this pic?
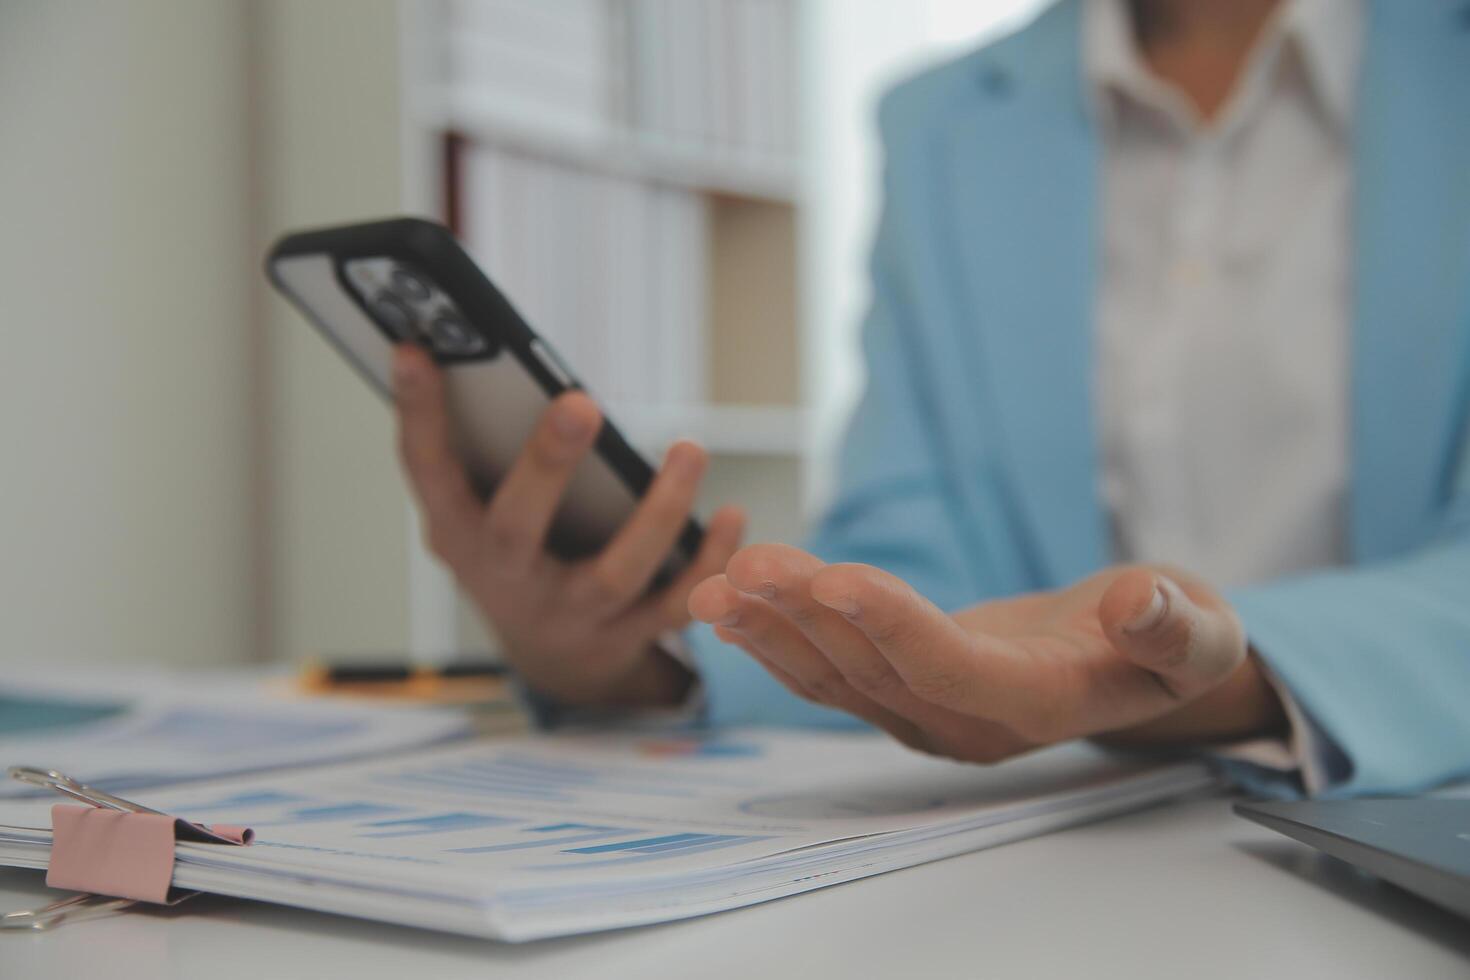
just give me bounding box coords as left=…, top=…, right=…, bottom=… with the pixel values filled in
left=370, top=293, right=414, bottom=340
left=390, top=268, right=431, bottom=302
left=428, top=313, right=489, bottom=356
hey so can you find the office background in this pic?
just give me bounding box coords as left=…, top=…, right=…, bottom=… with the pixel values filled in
left=0, top=0, right=1044, bottom=669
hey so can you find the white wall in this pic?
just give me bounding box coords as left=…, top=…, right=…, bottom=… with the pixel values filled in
left=800, top=0, right=1048, bottom=511
left=253, top=0, right=417, bottom=664
left=0, top=1, right=256, bottom=666
left=0, top=0, right=415, bottom=670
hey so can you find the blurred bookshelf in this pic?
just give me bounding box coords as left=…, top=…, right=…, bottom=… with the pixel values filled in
left=411, top=0, right=808, bottom=460
left=399, top=0, right=813, bottom=655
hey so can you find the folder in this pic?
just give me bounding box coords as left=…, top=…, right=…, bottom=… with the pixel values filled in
left=0, top=728, right=1214, bottom=941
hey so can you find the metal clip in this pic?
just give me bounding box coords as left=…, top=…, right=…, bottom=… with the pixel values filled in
left=1, top=893, right=138, bottom=932
left=1, top=766, right=199, bottom=933
left=1, top=888, right=201, bottom=933
left=6, top=766, right=166, bottom=815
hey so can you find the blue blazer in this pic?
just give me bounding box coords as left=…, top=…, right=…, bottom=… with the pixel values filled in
left=689, top=0, right=1470, bottom=798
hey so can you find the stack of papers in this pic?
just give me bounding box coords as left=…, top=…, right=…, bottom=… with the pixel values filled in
left=0, top=669, right=472, bottom=797
left=0, top=729, right=1216, bottom=940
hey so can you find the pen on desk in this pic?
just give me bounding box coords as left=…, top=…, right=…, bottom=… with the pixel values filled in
left=297, top=658, right=510, bottom=701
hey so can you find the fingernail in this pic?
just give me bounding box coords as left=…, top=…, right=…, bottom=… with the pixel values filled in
left=716, top=611, right=741, bottom=628
left=816, top=593, right=860, bottom=617
left=739, top=581, right=776, bottom=600
left=1125, top=583, right=1169, bottom=633
left=391, top=350, right=416, bottom=389
left=665, top=444, right=703, bottom=479
left=553, top=404, right=591, bottom=441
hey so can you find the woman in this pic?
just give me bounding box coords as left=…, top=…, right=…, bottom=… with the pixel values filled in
left=392, top=0, right=1470, bottom=798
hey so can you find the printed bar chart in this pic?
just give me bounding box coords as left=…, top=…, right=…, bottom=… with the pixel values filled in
left=358, top=812, right=513, bottom=838
left=448, top=823, right=631, bottom=854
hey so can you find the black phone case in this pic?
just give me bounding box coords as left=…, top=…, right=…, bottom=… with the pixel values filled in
left=266, top=216, right=703, bottom=568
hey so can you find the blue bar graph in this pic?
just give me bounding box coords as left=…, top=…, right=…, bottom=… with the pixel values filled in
left=357, top=812, right=513, bottom=838
left=448, top=824, right=631, bottom=854
left=133, top=708, right=362, bottom=753
left=457, top=760, right=696, bottom=799
left=473, top=758, right=597, bottom=783
left=524, top=834, right=769, bottom=871
left=173, top=790, right=309, bottom=812
left=376, top=753, right=711, bottom=806
left=383, top=771, right=574, bottom=803
left=530, top=824, right=604, bottom=833
left=565, top=833, right=713, bottom=854
left=256, top=801, right=401, bottom=826
left=637, top=834, right=748, bottom=854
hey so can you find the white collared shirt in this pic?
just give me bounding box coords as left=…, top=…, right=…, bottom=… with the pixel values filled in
left=1086, top=0, right=1364, bottom=791
left=1088, top=0, right=1361, bottom=589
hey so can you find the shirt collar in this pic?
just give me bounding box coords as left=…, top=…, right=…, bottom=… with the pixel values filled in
left=1286, top=0, right=1362, bottom=134
left=1083, top=0, right=1363, bottom=135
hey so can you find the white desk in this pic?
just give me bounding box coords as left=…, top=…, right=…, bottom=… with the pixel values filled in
left=2, top=796, right=1466, bottom=979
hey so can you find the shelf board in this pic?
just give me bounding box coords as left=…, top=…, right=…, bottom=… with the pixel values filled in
left=607, top=402, right=810, bottom=457
left=414, top=87, right=801, bottom=204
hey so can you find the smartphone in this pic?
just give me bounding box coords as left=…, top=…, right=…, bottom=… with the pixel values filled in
left=266, top=217, right=702, bottom=580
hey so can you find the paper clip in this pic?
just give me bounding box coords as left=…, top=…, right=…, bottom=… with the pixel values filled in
left=2, top=892, right=149, bottom=932
left=7, top=767, right=167, bottom=815
left=1, top=766, right=250, bottom=933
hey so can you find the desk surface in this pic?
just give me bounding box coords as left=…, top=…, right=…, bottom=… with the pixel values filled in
left=2, top=796, right=1467, bottom=980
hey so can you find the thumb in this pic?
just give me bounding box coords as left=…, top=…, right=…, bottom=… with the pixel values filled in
left=1098, top=569, right=1245, bottom=701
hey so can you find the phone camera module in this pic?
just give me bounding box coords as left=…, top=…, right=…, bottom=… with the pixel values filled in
left=370, top=293, right=415, bottom=340
left=390, top=268, right=431, bottom=302
left=427, top=313, right=489, bottom=356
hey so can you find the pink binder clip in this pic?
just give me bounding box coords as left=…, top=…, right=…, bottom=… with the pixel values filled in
left=7, top=766, right=254, bottom=908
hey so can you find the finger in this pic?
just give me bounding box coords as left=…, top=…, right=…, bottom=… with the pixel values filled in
left=690, top=573, right=897, bottom=717
left=688, top=572, right=751, bottom=630
left=711, top=624, right=934, bottom=754
left=809, top=563, right=1038, bottom=727
left=725, top=544, right=915, bottom=707
left=1098, top=570, right=1246, bottom=701
left=569, top=440, right=707, bottom=615
left=620, top=507, right=743, bottom=637
left=690, top=574, right=797, bottom=687
left=696, top=570, right=1030, bottom=761
left=714, top=624, right=811, bottom=701
left=625, top=505, right=746, bottom=634
left=393, top=346, right=480, bottom=564
left=480, top=391, right=601, bottom=576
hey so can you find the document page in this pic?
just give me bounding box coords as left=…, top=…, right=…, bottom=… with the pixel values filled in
left=0, top=667, right=471, bottom=797
left=0, top=728, right=1216, bottom=940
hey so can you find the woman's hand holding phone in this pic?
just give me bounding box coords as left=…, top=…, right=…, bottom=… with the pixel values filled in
left=392, top=345, right=746, bottom=709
